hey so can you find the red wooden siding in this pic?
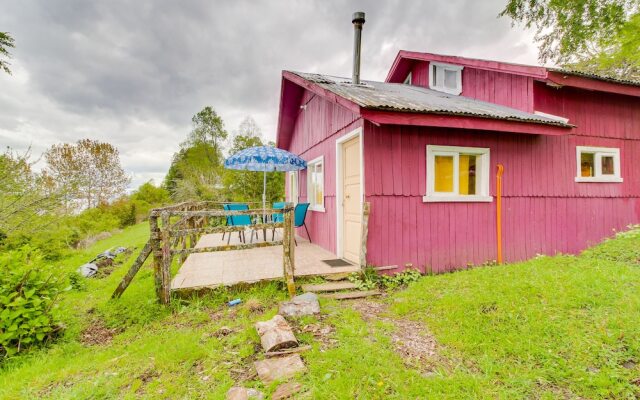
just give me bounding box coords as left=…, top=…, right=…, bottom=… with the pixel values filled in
left=364, top=121, right=640, bottom=272
left=407, top=62, right=535, bottom=113
left=279, top=56, right=640, bottom=274
left=283, top=89, right=362, bottom=253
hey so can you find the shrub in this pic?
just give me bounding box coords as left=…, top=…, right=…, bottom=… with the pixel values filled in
left=348, top=266, right=422, bottom=291
left=0, top=247, right=64, bottom=357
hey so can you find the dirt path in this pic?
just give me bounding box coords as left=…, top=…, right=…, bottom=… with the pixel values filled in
left=350, top=299, right=441, bottom=374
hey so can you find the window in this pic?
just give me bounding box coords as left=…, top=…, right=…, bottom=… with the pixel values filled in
left=424, top=145, right=491, bottom=202
left=575, top=146, right=622, bottom=182
left=287, top=171, right=298, bottom=204
left=307, top=156, right=325, bottom=211
left=403, top=72, right=412, bottom=85
left=429, top=62, right=463, bottom=95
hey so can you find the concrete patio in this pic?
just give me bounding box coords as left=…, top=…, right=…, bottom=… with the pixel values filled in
left=171, top=228, right=360, bottom=291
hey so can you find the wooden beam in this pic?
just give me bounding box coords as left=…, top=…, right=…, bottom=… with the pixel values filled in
left=171, top=240, right=283, bottom=255
left=170, top=222, right=284, bottom=237
left=282, top=203, right=296, bottom=297
left=360, top=202, right=370, bottom=269
left=111, top=241, right=151, bottom=299
left=149, top=214, right=164, bottom=303
left=159, top=212, right=172, bottom=305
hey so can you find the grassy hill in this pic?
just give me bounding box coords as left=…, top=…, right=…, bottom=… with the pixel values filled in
left=1, top=223, right=640, bottom=399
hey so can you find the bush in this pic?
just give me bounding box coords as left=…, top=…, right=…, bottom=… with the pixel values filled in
left=348, top=266, right=422, bottom=291
left=0, top=247, right=64, bottom=357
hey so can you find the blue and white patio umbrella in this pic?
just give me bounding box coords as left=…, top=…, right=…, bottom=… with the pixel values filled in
left=224, top=146, right=307, bottom=213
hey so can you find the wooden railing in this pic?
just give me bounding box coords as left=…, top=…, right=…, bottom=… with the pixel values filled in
left=112, top=201, right=296, bottom=305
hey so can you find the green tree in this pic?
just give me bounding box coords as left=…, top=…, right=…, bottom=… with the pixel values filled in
left=130, top=181, right=171, bottom=219
left=164, top=107, right=229, bottom=201
left=222, top=117, right=284, bottom=203
left=0, top=32, right=15, bottom=75
left=0, top=148, right=61, bottom=240
left=501, top=0, right=640, bottom=79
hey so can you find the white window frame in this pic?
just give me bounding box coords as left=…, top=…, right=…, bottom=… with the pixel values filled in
left=306, top=155, right=325, bottom=212
left=429, top=62, right=463, bottom=95
left=575, top=146, right=622, bottom=183
left=424, top=145, right=492, bottom=203
left=287, top=171, right=299, bottom=204
left=403, top=72, right=412, bottom=85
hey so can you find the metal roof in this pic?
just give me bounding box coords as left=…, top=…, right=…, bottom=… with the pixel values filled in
left=549, top=68, right=640, bottom=87
left=289, top=71, right=572, bottom=127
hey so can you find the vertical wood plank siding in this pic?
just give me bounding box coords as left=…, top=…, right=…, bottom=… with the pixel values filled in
left=281, top=69, right=640, bottom=274
left=363, top=76, right=640, bottom=272
left=284, top=90, right=362, bottom=253
left=409, top=63, right=535, bottom=113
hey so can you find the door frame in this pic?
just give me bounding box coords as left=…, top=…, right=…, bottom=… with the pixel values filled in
left=335, top=127, right=364, bottom=260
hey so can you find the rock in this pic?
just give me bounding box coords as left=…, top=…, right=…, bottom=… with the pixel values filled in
left=253, top=354, right=306, bottom=383
left=279, top=292, right=320, bottom=317
left=226, top=387, right=264, bottom=400
left=214, top=326, right=233, bottom=337
left=77, top=262, right=98, bottom=278
left=272, top=382, right=303, bottom=399
left=255, top=315, right=298, bottom=353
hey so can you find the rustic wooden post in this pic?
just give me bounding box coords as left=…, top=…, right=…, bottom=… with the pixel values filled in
left=159, top=211, right=172, bottom=305
left=282, top=203, right=296, bottom=297
left=149, top=213, right=165, bottom=303
left=360, top=202, right=371, bottom=269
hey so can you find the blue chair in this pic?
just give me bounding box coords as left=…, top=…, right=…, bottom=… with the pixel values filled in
left=294, top=203, right=311, bottom=245
left=271, top=202, right=286, bottom=240
left=223, top=203, right=254, bottom=244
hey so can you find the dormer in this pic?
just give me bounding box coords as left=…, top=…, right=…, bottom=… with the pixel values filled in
left=429, top=62, right=463, bottom=95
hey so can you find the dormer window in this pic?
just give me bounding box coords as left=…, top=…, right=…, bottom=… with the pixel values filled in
left=403, top=72, right=412, bottom=85
left=429, top=62, right=463, bottom=95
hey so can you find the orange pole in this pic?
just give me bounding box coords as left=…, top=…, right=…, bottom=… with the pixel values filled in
left=496, top=164, right=504, bottom=264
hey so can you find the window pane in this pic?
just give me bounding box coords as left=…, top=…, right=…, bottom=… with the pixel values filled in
left=580, top=153, right=595, bottom=177
left=601, top=155, right=615, bottom=175
left=432, top=66, right=437, bottom=86
left=434, top=155, right=454, bottom=193
left=459, top=154, right=477, bottom=195
left=315, top=165, right=323, bottom=205
left=444, top=69, right=457, bottom=89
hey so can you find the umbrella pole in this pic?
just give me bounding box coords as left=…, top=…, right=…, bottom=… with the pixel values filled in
left=263, top=171, right=267, bottom=239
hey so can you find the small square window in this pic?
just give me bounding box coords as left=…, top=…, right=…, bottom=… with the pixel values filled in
left=429, top=62, right=463, bottom=95
left=425, top=145, right=491, bottom=202
left=575, top=146, right=622, bottom=183
left=306, top=156, right=325, bottom=211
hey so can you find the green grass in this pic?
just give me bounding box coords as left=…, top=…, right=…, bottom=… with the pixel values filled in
left=1, top=224, right=640, bottom=399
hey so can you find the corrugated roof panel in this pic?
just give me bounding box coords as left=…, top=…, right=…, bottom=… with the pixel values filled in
left=549, top=68, right=640, bottom=87
left=289, top=71, right=572, bottom=127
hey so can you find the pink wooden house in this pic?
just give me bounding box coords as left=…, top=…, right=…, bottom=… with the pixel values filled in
left=275, top=47, right=640, bottom=273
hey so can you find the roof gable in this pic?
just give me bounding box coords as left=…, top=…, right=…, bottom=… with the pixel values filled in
left=386, top=50, right=640, bottom=97
left=276, top=70, right=572, bottom=147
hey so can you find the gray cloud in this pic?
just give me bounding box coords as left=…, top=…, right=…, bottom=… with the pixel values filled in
left=0, top=0, right=538, bottom=188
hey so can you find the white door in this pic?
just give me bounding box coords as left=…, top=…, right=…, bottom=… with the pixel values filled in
left=341, top=136, right=361, bottom=263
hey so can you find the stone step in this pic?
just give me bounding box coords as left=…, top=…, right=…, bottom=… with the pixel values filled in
left=301, top=281, right=358, bottom=292
left=320, top=290, right=382, bottom=300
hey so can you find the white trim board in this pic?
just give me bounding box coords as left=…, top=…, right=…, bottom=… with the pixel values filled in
left=335, top=127, right=364, bottom=260
left=306, top=155, right=326, bottom=212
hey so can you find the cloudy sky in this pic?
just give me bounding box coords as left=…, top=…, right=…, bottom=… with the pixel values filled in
left=0, top=0, right=539, bottom=189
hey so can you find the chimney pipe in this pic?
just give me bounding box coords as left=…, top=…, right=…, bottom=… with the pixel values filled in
left=352, top=11, right=365, bottom=85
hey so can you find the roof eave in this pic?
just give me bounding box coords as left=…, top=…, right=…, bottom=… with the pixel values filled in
left=545, top=71, right=640, bottom=97
left=386, top=50, right=549, bottom=82
left=361, top=109, right=573, bottom=136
